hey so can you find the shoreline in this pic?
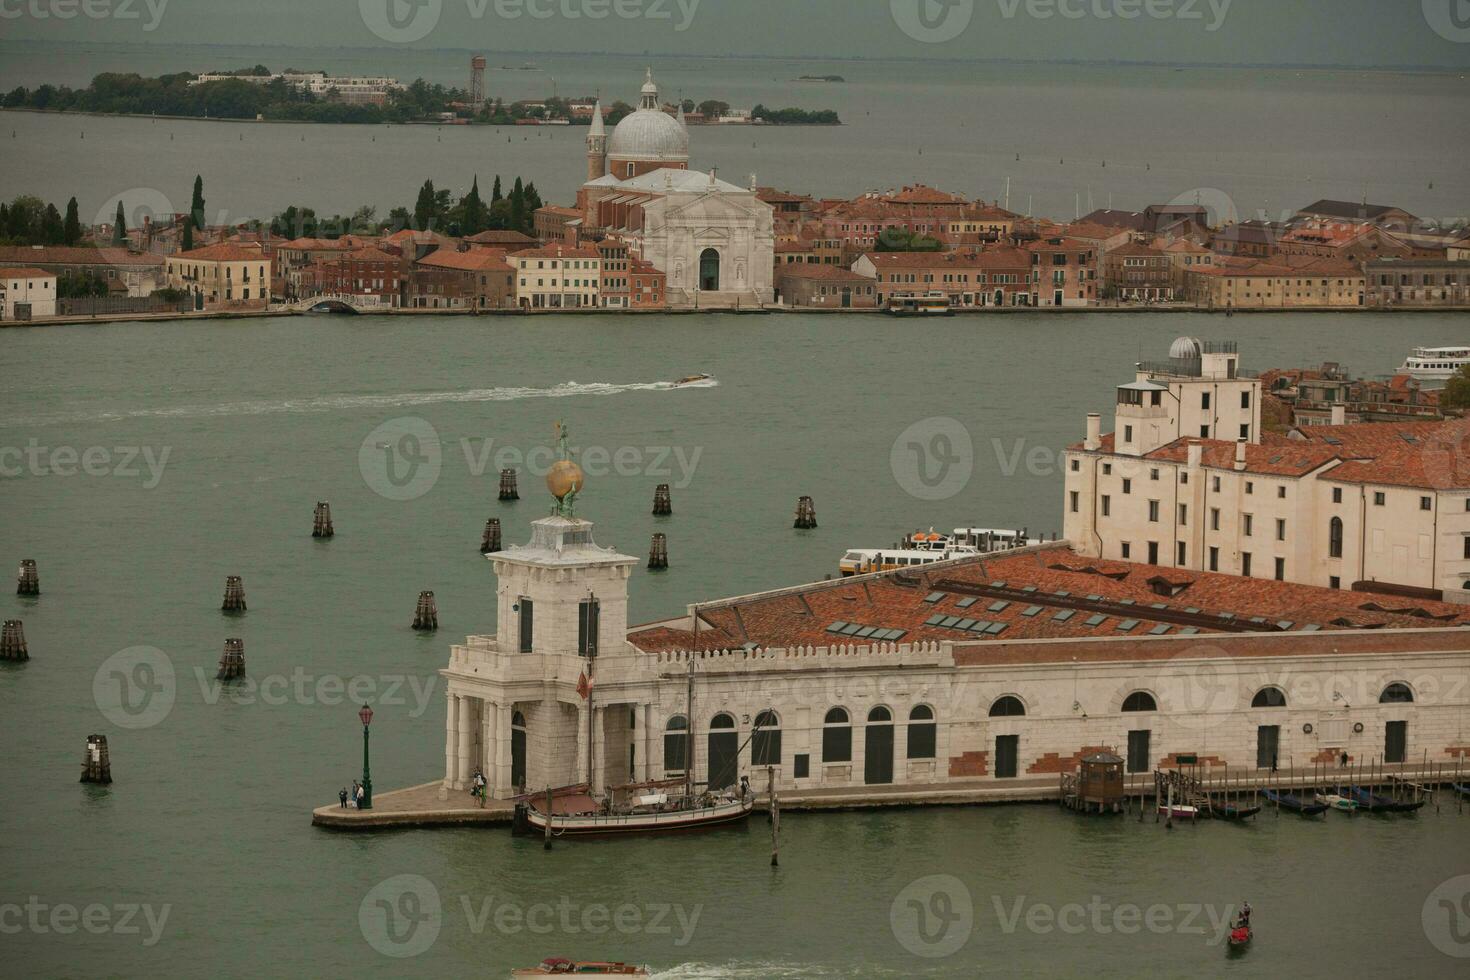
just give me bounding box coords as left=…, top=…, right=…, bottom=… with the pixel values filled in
left=312, top=766, right=1456, bottom=832
left=0, top=107, right=842, bottom=128
left=6, top=304, right=1469, bottom=329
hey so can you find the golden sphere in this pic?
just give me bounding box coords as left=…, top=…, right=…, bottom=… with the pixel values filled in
left=546, top=460, right=585, bottom=501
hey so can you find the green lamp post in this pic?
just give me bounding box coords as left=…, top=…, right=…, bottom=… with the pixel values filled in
left=358, top=703, right=374, bottom=810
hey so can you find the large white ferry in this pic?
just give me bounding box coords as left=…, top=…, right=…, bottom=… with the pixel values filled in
left=1399, top=346, right=1470, bottom=381
left=839, top=528, right=1029, bottom=577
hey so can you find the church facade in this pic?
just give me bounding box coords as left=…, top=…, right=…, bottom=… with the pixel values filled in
left=574, top=70, right=775, bottom=308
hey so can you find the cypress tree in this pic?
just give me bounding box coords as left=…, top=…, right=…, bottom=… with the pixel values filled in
left=63, top=197, right=82, bottom=246
left=113, top=200, right=127, bottom=246
left=491, top=175, right=502, bottom=204
left=190, top=175, right=205, bottom=231
left=510, top=176, right=525, bottom=235
left=413, top=179, right=438, bottom=231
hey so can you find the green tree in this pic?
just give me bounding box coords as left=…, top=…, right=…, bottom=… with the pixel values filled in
left=63, top=197, right=82, bottom=246
left=697, top=99, right=730, bottom=119
left=413, top=179, right=449, bottom=231
left=1441, top=364, right=1470, bottom=410
left=491, top=175, right=502, bottom=205
left=189, top=175, right=206, bottom=231
left=112, top=200, right=127, bottom=246
left=40, top=203, right=65, bottom=245
left=509, top=177, right=525, bottom=236
left=182, top=218, right=194, bottom=252
left=457, top=176, right=489, bottom=236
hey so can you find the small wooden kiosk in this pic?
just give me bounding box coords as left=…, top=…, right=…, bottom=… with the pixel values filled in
left=1064, top=750, right=1125, bottom=814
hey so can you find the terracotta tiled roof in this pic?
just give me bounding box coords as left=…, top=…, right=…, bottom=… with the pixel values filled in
left=858, top=249, right=987, bottom=268
left=627, top=545, right=1470, bottom=655
left=0, top=245, right=162, bottom=266
left=172, top=244, right=268, bottom=262
left=464, top=230, right=537, bottom=246
left=0, top=267, right=53, bottom=278
left=415, top=248, right=512, bottom=272
left=1146, top=438, right=1341, bottom=476
left=510, top=244, right=602, bottom=260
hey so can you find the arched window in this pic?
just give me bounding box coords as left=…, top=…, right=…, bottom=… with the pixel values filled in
left=908, top=704, right=937, bottom=759
left=1379, top=683, right=1414, bottom=704
left=751, top=710, right=781, bottom=766
left=709, top=712, right=736, bottom=729
left=511, top=711, right=526, bottom=729
left=822, top=707, right=852, bottom=763
left=868, top=705, right=893, bottom=724
left=1252, top=687, right=1287, bottom=708
left=1122, top=691, right=1157, bottom=712
left=663, top=715, right=688, bottom=774
left=1328, top=517, right=1343, bottom=559
left=989, top=695, right=1026, bottom=717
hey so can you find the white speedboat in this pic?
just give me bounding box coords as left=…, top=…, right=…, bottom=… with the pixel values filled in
left=1399, top=346, right=1469, bottom=381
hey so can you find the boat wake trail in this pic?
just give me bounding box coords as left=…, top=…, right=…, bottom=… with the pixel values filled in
left=3, top=379, right=718, bottom=428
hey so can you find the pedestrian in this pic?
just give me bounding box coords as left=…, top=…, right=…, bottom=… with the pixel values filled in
left=356, top=783, right=365, bottom=807
left=351, top=779, right=360, bottom=808
left=339, top=787, right=348, bottom=808
left=1339, top=751, right=1348, bottom=769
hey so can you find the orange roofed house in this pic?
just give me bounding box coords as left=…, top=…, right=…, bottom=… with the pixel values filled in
left=164, top=243, right=271, bottom=309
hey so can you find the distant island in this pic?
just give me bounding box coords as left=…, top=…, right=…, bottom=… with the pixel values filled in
left=797, top=75, right=846, bottom=83
left=0, top=68, right=840, bottom=126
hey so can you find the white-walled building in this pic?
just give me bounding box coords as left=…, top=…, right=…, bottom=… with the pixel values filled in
left=1063, top=339, right=1470, bottom=602
left=511, top=244, right=603, bottom=310
left=574, top=71, right=775, bottom=308
left=0, top=267, right=57, bottom=320
left=164, top=244, right=271, bottom=308
left=443, top=470, right=1470, bottom=802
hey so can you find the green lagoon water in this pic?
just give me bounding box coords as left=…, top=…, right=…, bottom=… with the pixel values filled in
left=2, top=311, right=1468, bottom=977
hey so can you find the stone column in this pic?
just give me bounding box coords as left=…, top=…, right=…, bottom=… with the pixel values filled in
left=633, top=703, right=649, bottom=783
left=592, top=706, right=607, bottom=796
left=444, top=690, right=459, bottom=788
left=496, top=704, right=514, bottom=797
left=481, top=701, right=498, bottom=797
left=575, top=701, right=590, bottom=786
left=456, top=695, right=475, bottom=787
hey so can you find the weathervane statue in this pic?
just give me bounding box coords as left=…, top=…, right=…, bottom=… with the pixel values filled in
left=546, top=420, right=585, bottom=518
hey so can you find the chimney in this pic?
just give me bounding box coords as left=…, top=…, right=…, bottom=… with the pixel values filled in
left=1330, top=404, right=1346, bottom=426
left=1233, top=439, right=1247, bottom=472
left=1084, top=414, right=1101, bottom=451
left=1187, top=441, right=1202, bottom=469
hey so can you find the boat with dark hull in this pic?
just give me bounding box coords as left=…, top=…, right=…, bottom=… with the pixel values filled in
left=1263, top=788, right=1327, bottom=816
left=1342, top=785, right=1425, bottom=813
left=1211, top=801, right=1262, bottom=821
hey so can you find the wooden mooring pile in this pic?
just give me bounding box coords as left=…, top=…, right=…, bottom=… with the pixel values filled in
left=16, top=558, right=39, bottom=596
left=498, top=469, right=520, bottom=501
left=793, top=496, right=817, bottom=530
left=217, top=638, right=246, bottom=681
left=221, top=575, right=247, bottom=612
left=1, top=619, right=28, bottom=661
left=412, top=591, right=439, bottom=631
left=652, top=484, right=672, bottom=516
left=480, top=518, right=502, bottom=554
left=312, top=501, right=334, bottom=538
left=648, top=533, right=669, bottom=570
left=80, top=734, right=111, bottom=784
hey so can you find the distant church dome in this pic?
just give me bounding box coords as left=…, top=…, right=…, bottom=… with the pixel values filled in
left=608, top=68, right=689, bottom=165
left=1170, top=336, right=1203, bottom=360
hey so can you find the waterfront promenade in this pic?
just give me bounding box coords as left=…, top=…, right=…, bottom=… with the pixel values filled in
left=311, top=763, right=1457, bottom=831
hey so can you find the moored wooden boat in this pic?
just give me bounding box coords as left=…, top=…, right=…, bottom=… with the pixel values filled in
left=1315, top=791, right=1357, bottom=812
left=1211, top=801, right=1262, bottom=820
left=1344, top=785, right=1423, bottom=812
left=1158, top=802, right=1199, bottom=818
left=522, top=790, right=753, bottom=836
left=1263, top=788, right=1327, bottom=816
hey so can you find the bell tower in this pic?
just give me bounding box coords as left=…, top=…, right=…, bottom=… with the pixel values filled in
left=586, top=100, right=607, bottom=181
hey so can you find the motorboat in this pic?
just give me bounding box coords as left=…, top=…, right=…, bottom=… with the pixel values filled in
left=512, top=959, right=647, bottom=976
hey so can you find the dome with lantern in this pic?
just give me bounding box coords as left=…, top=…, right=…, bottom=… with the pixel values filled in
left=607, top=68, right=689, bottom=165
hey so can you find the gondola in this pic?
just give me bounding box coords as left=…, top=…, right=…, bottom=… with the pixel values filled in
left=1211, top=801, right=1262, bottom=820
left=1263, top=788, right=1327, bottom=816
left=1452, top=783, right=1470, bottom=800
left=1343, top=785, right=1424, bottom=813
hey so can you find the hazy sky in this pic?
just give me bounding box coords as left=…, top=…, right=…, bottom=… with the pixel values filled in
left=3, top=0, right=1469, bottom=68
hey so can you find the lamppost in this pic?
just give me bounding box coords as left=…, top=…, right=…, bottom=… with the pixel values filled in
left=358, top=703, right=374, bottom=810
